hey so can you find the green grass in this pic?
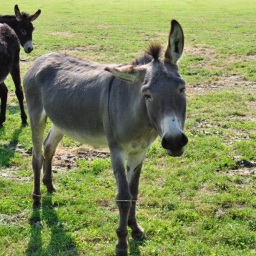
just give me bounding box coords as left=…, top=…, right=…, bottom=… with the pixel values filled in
left=1, top=0, right=256, bottom=255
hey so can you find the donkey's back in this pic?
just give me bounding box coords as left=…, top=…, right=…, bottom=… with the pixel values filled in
left=0, top=24, right=19, bottom=83
left=24, top=52, right=114, bottom=146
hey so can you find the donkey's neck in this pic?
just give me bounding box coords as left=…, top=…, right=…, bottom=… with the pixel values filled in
left=112, top=80, right=155, bottom=142
left=0, top=16, right=18, bottom=31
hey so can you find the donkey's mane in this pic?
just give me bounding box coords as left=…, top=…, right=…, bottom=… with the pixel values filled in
left=132, top=43, right=162, bottom=66
left=0, top=15, right=16, bottom=19
left=0, top=13, right=30, bottom=20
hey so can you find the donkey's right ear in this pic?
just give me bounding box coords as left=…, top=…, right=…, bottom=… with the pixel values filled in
left=14, top=5, right=22, bottom=21
left=105, top=65, right=146, bottom=83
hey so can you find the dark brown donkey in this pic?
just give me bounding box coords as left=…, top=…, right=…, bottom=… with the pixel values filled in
left=0, top=5, right=41, bottom=127
left=24, top=20, right=187, bottom=256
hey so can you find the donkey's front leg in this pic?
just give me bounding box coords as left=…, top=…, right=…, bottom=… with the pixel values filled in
left=10, top=59, right=27, bottom=126
left=127, top=151, right=146, bottom=240
left=110, top=148, right=132, bottom=256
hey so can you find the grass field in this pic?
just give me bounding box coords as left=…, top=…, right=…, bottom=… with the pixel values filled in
left=1, top=0, right=256, bottom=255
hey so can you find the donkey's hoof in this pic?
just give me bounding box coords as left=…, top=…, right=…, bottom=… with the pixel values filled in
left=43, top=180, right=56, bottom=193
left=129, top=223, right=145, bottom=240
left=45, top=184, right=57, bottom=193
left=47, top=186, right=57, bottom=193
left=132, top=231, right=145, bottom=241
left=116, top=247, right=128, bottom=256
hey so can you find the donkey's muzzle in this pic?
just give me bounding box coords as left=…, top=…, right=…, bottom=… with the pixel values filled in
left=24, top=41, right=33, bottom=53
left=25, top=47, right=33, bottom=53
left=161, top=132, right=188, bottom=157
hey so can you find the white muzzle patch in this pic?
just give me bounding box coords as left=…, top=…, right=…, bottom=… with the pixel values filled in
left=24, top=41, right=33, bottom=53
left=161, top=115, right=182, bottom=138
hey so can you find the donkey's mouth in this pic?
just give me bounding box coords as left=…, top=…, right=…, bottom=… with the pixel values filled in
left=166, top=148, right=185, bottom=157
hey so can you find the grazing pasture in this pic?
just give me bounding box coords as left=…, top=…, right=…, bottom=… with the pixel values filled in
left=0, top=0, right=256, bottom=255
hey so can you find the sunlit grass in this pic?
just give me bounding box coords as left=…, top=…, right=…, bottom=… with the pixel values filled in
left=0, top=0, right=256, bottom=255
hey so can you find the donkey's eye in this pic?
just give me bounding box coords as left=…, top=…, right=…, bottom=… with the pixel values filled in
left=180, top=88, right=186, bottom=94
left=144, top=94, right=152, bottom=101
left=20, top=29, right=26, bottom=35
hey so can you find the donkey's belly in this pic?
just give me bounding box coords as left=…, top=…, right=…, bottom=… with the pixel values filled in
left=57, top=126, right=108, bottom=147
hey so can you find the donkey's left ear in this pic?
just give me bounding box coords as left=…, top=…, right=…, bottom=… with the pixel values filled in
left=105, top=65, right=146, bottom=83
left=29, top=9, right=41, bottom=22
left=14, top=5, right=22, bottom=21
left=164, top=20, right=184, bottom=65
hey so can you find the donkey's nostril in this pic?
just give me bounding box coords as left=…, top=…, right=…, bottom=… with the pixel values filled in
left=181, top=133, right=188, bottom=147
left=161, top=137, right=169, bottom=149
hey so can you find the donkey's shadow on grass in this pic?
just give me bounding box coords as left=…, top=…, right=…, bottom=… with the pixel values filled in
left=26, top=196, right=78, bottom=255
left=26, top=197, right=144, bottom=256
left=129, top=238, right=146, bottom=256
left=0, top=106, right=25, bottom=167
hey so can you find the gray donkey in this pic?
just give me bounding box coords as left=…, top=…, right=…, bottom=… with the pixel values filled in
left=24, top=20, right=188, bottom=256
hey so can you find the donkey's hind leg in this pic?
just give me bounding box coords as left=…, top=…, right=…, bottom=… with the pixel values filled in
left=30, top=110, right=47, bottom=207
left=0, top=82, right=8, bottom=127
left=43, top=125, right=63, bottom=193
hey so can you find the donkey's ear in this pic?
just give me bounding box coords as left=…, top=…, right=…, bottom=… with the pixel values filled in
left=164, top=20, right=184, bottom=65
left=14, top=5, right=22, bottom=21
left=29, top=9, right=41, bottom=22
left=105, top=65, right=146, bottom=83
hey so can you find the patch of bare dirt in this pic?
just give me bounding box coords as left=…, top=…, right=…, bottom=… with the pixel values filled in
left=187, top=74, right=256, bottom=95
left=215, top=208, right=226, bottom=218
left=198, top=185, right=215, bottom=196
left=225, top=53, right=256, bottom=63
left=184, top=45, right=217, bottom=59
left=53, top=146, right=110, bottom=170
left=0, top=213, right=27, bottom=225
left=227, top=160, right=256, bottom=177
left=0, top=145, right=110, bottom=177
left=10, top=145, right=110, bottom=171
left=184, top=45, right=256, bottom=95
left=62, top=45, right=102, bottom=53
left=47, top=31, right=75, bottom=38
left=222, top=130, right=250, bottom=144
left=0, top=172, right=31, bottom=181
left=98, top=24, right=116, bottom=29
left=228, top=168, right=256, bottom=176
